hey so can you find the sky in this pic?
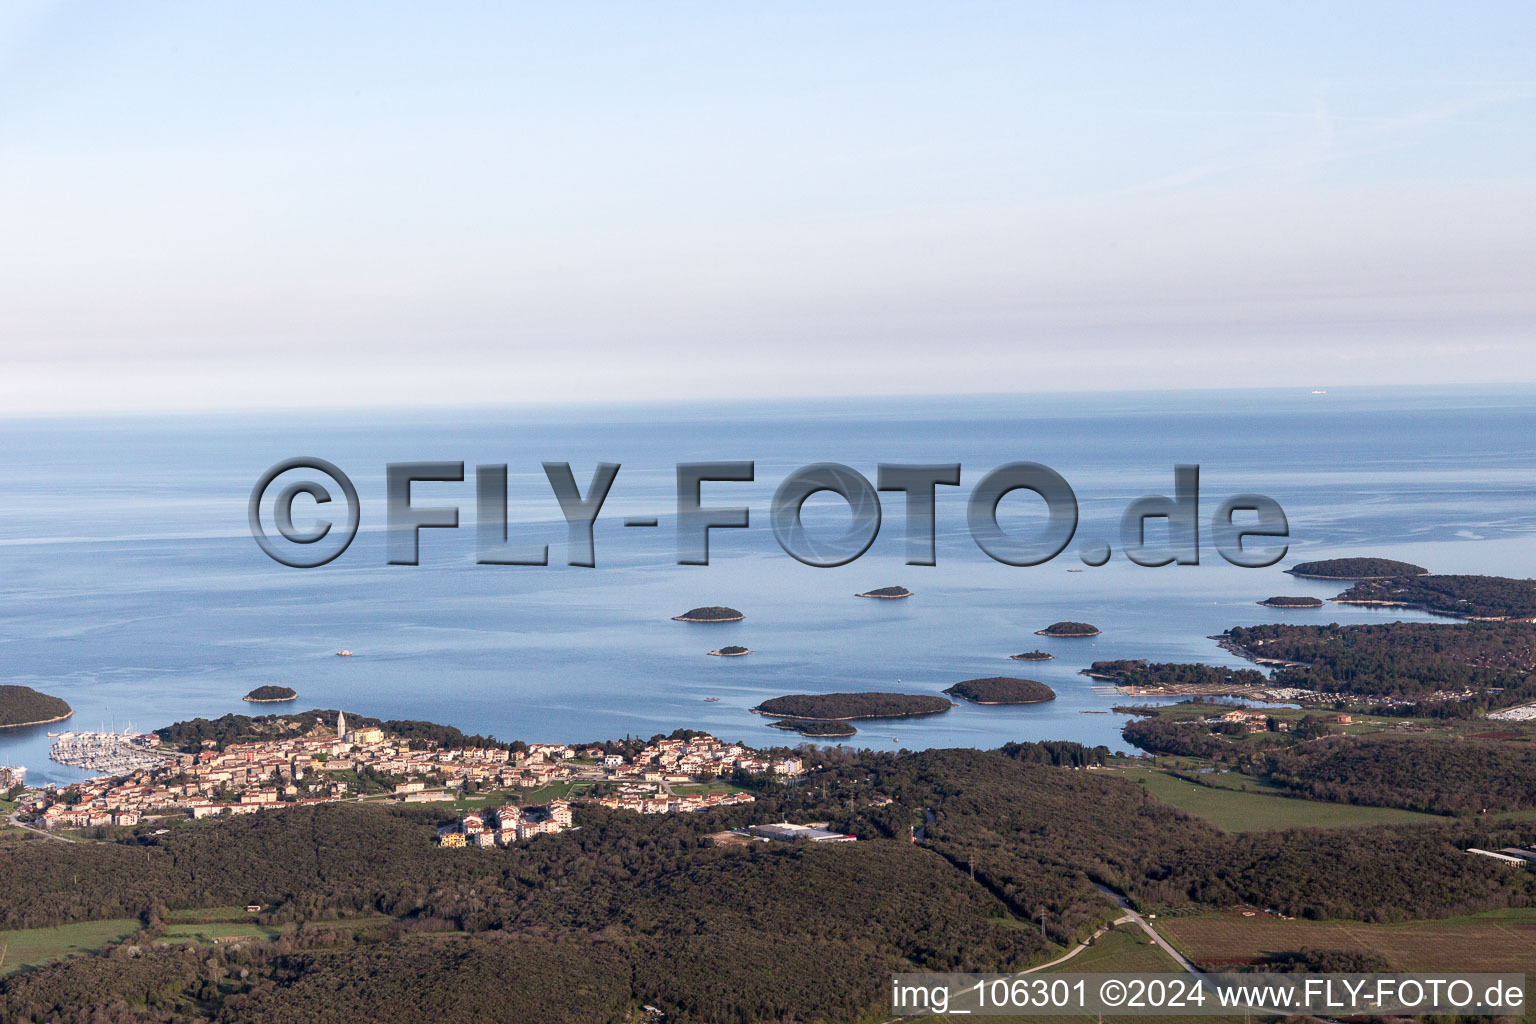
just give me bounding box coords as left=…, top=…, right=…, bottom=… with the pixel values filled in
left=2, top=2, right=1534, bottom=414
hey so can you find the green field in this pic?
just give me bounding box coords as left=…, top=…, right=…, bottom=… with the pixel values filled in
left=1043, top=924, right=1182, bottom=973
left=160, top=921, right=282, bottom=944
left=166, top=905, right=262, bottom=922
left=1111, top=766, right=1446, bottom=831
left=0, top=918, right=139, bottom=973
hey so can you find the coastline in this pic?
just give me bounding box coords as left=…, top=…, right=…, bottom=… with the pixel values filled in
left=243, top=696, right=299, bottom=703
left=1286, top=573, right=1428, bottom=580
left=0, top=710, right=74, bottom=731
left=1328, top=597, right=1535, bottom=622
left=950, top=696, right=1053, bottom=706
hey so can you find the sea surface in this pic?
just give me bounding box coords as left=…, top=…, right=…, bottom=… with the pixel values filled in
left=3, top=385, right=1535, bottom=785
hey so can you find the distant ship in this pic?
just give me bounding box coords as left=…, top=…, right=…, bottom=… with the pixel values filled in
left=703, top=696, right=720, bottom=702
left=1311, top=389, right=1327, bottom=394
left=336, top=650, right=354, bottom=657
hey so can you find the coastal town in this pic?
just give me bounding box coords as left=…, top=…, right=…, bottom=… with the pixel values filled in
left=10, top=712, right=803, bottom=842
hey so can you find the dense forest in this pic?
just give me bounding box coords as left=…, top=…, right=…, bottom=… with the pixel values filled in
left=1264, top=734, right=1536, bottom=816
left=942, top=677, right=1056, bottom=704
left=0, top=685, right=72, bottom=727
left=1224, top=620, right=1536, bottom=706
left=1, top=744, right=1532, bottom=1022
left=1121, top=716, right=1242, bottom=759
left=1287, top=557, right=1428, bottom=578
left=997, top=739, right=1110, bottom=767
left=1333, top=573, right=1536, bottom=620
left=751, top=692, right=952, bottom=720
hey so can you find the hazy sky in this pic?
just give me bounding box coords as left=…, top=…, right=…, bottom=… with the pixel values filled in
left=3, top=2, right=1534, bottom=413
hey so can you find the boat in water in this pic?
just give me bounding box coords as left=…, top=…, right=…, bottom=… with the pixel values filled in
left=703, top=696, right=720, bottom=702
left=336, top=650, right=353, bottom=657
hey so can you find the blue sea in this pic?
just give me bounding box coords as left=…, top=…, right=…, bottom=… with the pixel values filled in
left=4, top=385, right=1535, bottom=785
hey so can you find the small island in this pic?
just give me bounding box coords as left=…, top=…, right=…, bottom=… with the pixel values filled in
left=752, top=692, right=953, bottom=721
left=767, top=719, right=858, bottom=738
left=243, top=685, right=298, bottom=703
left=672, top=606, right=745, bottom=623
left=943, top=677, right=1056, bottom=705
left=1286, top=557, right=1428, bottom=580
left=0, top=684, right=74, bottom=729
left=1257, top=596, right=1325, bottom=608
left=1010, top=650, right=1055, bottom=661
left=707, top=646, right=752, bottom=657
left=1035, top=621, right=1101, bottom=637
left=855, top=586, right=912, bottom=599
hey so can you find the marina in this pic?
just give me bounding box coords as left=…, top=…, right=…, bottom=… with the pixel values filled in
left=49, top=731, right=174, bottom=776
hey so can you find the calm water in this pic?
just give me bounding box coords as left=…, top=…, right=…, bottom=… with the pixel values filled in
left=3, top=386, right=1534, bottom=784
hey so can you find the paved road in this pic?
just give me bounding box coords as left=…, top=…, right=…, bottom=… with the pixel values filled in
left=8, top=811, right=77, bottom=842
left=1017, top=912, right=1134, bottom=973
left=1091, top=882, right=1200, bottom=973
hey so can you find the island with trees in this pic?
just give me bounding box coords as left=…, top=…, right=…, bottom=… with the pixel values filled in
left=1010, top=650, right=1055, bottom=661
left=1286, top=557, right=1428, bottom=579
left=1035, top=621, right=1101, bottom=637
left=855, top=586, right=912, bottom=599
left=672, top=606, right=745, bottom=622
left=1258, top=596, right=1325, bottom=608
left=943, top=677, right=1056, bottom=705
left=752, top=692, right=953, bottom=721
left=0, top=684, right=73, bottom=729
left=767, top=718, right=858, bottom=738
left=707, top=645, right=751, bottom=657
left=1331, top=574, right=1536, bottom=621
left=243, top=685, right=298, bottom=703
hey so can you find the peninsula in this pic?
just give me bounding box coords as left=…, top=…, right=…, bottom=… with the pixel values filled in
left=672, top=606, right=745, bottom=623
left=243, top=685, right=298, bottom=703
left=1082, top=659, right=1270, bottom=698
left=1286, top=557, right=1428, bottom=579
left=1258, top=596, right=1325, bottom=608
left=943, top=677, right=1056, bottom=705
left=707, top=646, right=752, bottom=657
left=0, top=684, right=73, bottom=729
left=1035, top=621, right=1100, bottom=637
left=752, top=692, right=953, bottom=721
left=855, top=586, right=912, bottom=599
left=1331, top=574, right=1536, bottom=621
